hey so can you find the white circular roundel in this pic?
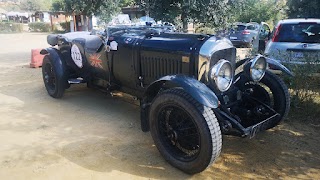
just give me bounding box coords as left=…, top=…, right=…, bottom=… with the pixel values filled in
left=71, top=44, right=83, bottom=68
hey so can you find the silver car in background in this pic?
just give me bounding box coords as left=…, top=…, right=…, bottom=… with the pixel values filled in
left=265, top=19, right=320, bottom=66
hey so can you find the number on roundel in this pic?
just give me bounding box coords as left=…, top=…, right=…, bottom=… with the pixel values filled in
left=71, top=44, right=83, bottom=68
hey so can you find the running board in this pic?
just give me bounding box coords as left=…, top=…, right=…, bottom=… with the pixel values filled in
left=68, top=78, right=85, bottom=84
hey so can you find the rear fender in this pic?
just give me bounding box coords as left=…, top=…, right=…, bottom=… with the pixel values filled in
left=40, top=47, right=67, bottom=81
left=140, top=75, right=219, bottom=132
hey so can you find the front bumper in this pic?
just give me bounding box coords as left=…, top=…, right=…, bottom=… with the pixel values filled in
left=215, top=95, right=280, bottom=138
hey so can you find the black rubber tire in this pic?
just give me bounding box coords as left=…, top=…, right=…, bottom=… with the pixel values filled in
left=245, top=71, right=290, bottom=129
left=149, top=89, right=222, bottom=174
left=42, top=55, right=67, bottom=98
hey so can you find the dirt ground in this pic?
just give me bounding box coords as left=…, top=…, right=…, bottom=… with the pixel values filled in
left=0, top=33, right=319, bottom=180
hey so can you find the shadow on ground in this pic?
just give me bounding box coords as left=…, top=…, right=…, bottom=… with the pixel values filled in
left=1, top=77, right=319, bottom=179
left=55, top=86, right=320, bottom=179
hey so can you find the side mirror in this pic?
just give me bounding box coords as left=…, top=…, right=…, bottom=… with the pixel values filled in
left=256, top=22, right=271, bottom=52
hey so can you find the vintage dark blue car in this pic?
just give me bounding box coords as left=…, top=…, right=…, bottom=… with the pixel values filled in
left=41, top=26, right=292, bottom=174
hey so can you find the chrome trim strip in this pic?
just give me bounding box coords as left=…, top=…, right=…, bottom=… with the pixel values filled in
left=198, top=37, right=233, bottom=81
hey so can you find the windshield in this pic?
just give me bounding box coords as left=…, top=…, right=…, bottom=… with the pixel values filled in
left=106, top=25, right=175, bottom=37
left=277, top=23, right=320, bottom=43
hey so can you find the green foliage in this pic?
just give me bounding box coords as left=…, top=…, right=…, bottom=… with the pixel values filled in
left=140, top=0, right=231, bottom=32
left=195, top=26, right=215, bottom=34
left=230, top=0, right=287, bottom=26
left=51, top=0, right=120, bottom=15
left=51, top=0, right=65, bottom=12
left=0, top=22, right=23, bottom=33
left=51, top=0, right=129, bottom=24
left=189, top=0, right=231, bottom=29
left=284, top=63, right=320, bottom=106
left=1, top=4, right=21, bottom=11
left=28, top=22, right=51, bottom=32
left=119, top=0, right=136, bottom=7
left=285, top=64, right=320, bottom=122
left=20, top=0, right=52, bottom=11
left=95, top=2, right=122, bottom=24
left=286, top=0, right=320, bottom=18
left=59, top=21, right=70, bottom=32
left=139, top=0, right=285, bottom=32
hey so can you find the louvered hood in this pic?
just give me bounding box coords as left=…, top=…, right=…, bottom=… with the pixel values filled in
left=139, top=33, right=208, bottom=85
left=139, top=33, right=235, bottom=85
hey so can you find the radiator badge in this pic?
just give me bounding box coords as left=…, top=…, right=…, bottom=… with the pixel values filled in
left=182, top=56, right=190, bottom=63
left=89, top=53, right=103, bottom=69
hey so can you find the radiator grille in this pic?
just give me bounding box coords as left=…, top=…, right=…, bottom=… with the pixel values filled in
left=141, top=56, right=182, bottom=78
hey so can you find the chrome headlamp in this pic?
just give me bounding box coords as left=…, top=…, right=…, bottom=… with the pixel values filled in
left=249, top=55, right=267, bottom=81
left=208, top=59, right=233, bottom=92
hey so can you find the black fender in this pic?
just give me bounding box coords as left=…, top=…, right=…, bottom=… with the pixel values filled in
left=40, top=48, right=67, bottom=79
left=266, top=57, right=294, bottom=77
left=40, top=48, right=69, bottom=88
left=236, top=55, right=293, bottom=77
left=145, top=75, right=219, bottom=108
left=140, top=75, right=219, bottom=132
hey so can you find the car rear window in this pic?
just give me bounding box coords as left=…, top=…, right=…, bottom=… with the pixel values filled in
left=246, top=25, right=256, bottom=30
left=235, top=25, right=246, bottom=31
left=277, top=23, right=320, bottom=43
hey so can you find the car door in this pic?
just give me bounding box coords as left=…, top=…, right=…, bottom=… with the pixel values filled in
left=253, top=22, right=271, bottom=52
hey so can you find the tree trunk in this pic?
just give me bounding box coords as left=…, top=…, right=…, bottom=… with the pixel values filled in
left=181, top=14, right=188, bottom=33
left=145, top=0, right=150, bottom=16
left=181, top=4, right=188, bottom=33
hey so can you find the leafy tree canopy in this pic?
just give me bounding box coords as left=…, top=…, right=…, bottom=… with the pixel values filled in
left=139, top=0, right=231, bottom=31
left=139, top=0, right=288, bottom=31
left=286, top=0, right=320, bottom=18
left=51, top=0, right=135, bottom=22
left=20, top=0, right=52, bottom=11
left=230, top=0, right=286, bottom=26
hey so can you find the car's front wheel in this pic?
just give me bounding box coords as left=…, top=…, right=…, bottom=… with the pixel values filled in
left=149, top=89, right=222, bottom=174
left=239, top=71, right=290, bottom=129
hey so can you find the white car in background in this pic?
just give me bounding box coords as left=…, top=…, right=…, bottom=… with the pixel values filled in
left=264, top=19, right=320, bottom=67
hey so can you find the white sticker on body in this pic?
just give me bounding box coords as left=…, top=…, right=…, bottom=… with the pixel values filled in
left=110, top=41, right=118, bottom=51
left=71, top=44, right=83, bottom=68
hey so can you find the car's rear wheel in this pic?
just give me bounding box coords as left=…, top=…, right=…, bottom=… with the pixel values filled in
left=149, top=89, right=222, bottom=174
left=42, top=56, right=67, bottom=98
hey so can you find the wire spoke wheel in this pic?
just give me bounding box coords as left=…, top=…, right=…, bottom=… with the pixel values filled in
left=149, top=89, right=222, bottom=174
left=236, top=71, right=290, bottom=129
left=244, top=82, right=274, bottom=107
left=158, top=105, right=200, bottom=161
left=44, top=62, right=56, bottom=91
left=41, top=56, right=67, bottom=98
